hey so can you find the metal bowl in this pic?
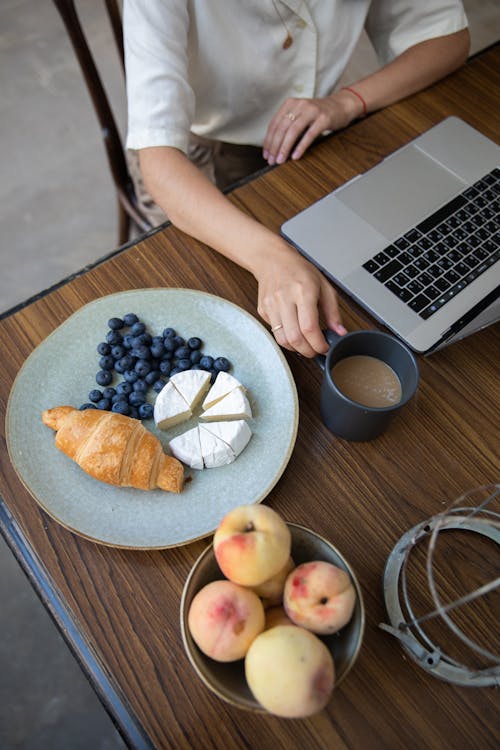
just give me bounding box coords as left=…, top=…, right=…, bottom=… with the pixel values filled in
left=180, top=523, right=365, bottom=711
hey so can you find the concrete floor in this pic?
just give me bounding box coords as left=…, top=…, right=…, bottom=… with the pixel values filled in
left=0, top=1, right=498, bottom=748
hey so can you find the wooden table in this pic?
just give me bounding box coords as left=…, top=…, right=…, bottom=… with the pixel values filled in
left=1, top=44, right=499, bottom=750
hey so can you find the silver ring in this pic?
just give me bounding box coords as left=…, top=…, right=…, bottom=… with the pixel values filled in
left=271, top=324, right=284, bottom=333
left=285, top=111, right=297, bottom=122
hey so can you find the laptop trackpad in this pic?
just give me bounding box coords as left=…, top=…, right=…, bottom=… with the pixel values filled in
left=336, top=145, right=466, bottom=239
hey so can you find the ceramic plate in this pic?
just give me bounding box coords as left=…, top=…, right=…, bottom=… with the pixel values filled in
left=6, top=289, right=298, bottom=548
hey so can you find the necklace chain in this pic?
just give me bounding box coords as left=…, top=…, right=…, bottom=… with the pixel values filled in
left=271, top=0, right=294, bottom=50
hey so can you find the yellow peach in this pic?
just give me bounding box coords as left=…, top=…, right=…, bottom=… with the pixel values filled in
left=213, top=504, right=291, bottom=587
left=245, top=625, right=335, bottom=718
left=283, top=560, right=356, bottom=635
left=264, top=605, right=294, bottom=630
left=249, top=556, right=295, bottom=607
left=188, top=579, right=265, bottom=662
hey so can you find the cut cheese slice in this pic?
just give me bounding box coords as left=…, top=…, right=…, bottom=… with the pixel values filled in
left=169, top=426, right=203, bottom=470
left=201, top=387, right=252, bottom=421
left=201, top=420, right=252, bottom=458
left=154, top=381, right=191, bottom=430
left=170, top=370, right=211, bottom=410
left=198, top=426, right=234, bottom=468
left=202, top=372, right=244, bottom=410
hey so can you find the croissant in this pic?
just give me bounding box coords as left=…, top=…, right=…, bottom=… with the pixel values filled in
left=42, top=406, right=184, bottom=493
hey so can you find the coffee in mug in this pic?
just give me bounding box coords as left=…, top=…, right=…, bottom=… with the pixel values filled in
left=330, top=355, right=402, bottom=408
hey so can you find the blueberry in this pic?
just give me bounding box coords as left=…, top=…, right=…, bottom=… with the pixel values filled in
left=163, top=327, right=176, bottom=338
left=173, top=335, right=185, bottom=348
left=111, top=344, right=126, bottom=360
left=115, top=355, right=134, bottom=374
left=132, top=332, right=152, bottom=347
left=122, top=334, right=134, bottom=349
left=112, top=401, right=130, bottom=415
left=108, top=317, right=124, bottom=330
left=102, top=387, right=116, bottom=400
left=129, top=391, right=146, bottom=407
left=96, top=398, right=111, bottom=410
left=174, top=346, right=190, bottom=360
left=96, top=370, right=113, bottom=386
left=190, top=363, right=204, bottom=370
left=116, top=381, right=133, bottom=396
left=187, top=337, right=202, bottom=350
left=99, top=355, right=114, bottom=371
left=163, top=337, right=176, bottom=352
left=214, top=356, right=230, bottom=372
left=106, top=330, right=122, bottom=345
left=138, top=403, right=154, bottom=420
left=97, top=342, right=111, bottom=356
left=133, top=379, right=147, bottom=392
left=129, top=406, right=140, bottom=420
left=209, top=368, right=219, bottom=384
left=79, top=403, right=96, bottom=410
left=151, top=335, right=164, bottom=346
left=145, top=369, right=161, bottom=385
left=123, top=369, right=139, bottom=383
left=131, top=345, right=151, bottom=360
left=169, top=367, right=182, bottom=377
left=88, top=389, right=103, bottom=403
left=130, top=321, right=146, bottom=336
left=160, top=349, right=173, bottom=361
left=199, top=355, right=214, bottom=370
left=135, top=359, right=152, bottom=377
left=150, top=343, right=165, bottom=359
left=112, top=394, right=129, bottom=406
left=153, top=379, right=165, bottom=393
left=123, top=313, right=139, bottom=327
left=159, top=360, right=171, bottom=376
left=190, top=350, right=202, bottom=365
left=176, top=358, right=191, bottom=371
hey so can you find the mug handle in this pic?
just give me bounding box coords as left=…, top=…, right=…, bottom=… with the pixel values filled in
left=315, top=329, right=342, bottom=372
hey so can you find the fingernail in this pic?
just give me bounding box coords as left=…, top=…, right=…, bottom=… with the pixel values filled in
left=276, top=153, right=285, bottom=164
left=291, top=149, right=300, bottom=160
left=263, top=150, right=268, bottom=159
left=336, top=325, right=348, bottom=335
left=268, top=155, right=275, bottom=165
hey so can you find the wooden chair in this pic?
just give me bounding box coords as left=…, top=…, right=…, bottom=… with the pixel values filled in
left=52, top=0, right=153, bottom=245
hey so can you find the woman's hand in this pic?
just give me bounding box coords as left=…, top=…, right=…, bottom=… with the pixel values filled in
left=263, top=90, right=362, bottom=166
left=254, top=243, right=347, bottom=357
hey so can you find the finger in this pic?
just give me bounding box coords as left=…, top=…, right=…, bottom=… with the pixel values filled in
left=263, top=99, right=297, bottom=157
left=279, top=302, right=317, bottom=358
left=290, top=118, right=328, bottom=161
left=319, top=277, right=348, bottom=337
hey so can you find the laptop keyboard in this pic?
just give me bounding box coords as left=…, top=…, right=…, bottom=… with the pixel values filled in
left=363, top=167, right=500, bottom=319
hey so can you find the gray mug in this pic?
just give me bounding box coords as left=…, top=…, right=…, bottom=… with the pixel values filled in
left=316, top=329, right=419, bottom=441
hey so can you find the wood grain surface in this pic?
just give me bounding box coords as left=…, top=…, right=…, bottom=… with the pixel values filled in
left=1, top=46, right=499, bottom=750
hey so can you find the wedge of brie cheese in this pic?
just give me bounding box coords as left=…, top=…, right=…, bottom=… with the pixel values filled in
left=201, top=420, right=252, bottom=457
left=154, top=381, right=192, bottom=430
left=170, top=370, right=211, bottom=410
left=202, top=371, right=245, bottom=410
left=198, top=425, right=235, bottom=468
left=201, top=386, right=252, bottom=421
left=169, top=426, right=203, bottom=470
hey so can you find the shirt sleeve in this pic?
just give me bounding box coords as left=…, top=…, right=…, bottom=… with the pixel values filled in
left=123, top=0, right=194, bottom=152
left=365, top=0, right=468, bottom=65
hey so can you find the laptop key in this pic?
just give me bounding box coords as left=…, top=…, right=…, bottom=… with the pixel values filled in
left=394, top=236, right=410, bottom=250
left=374, top=259, right=403, bottom=282
left=409, top=293, right=430, bottom=313
left=373, top=250, right=390, bottom=265
left=393, top=272, right=411, bottom=287
left=363, top=259, right=379, bottom=273
left=386, top=281, right=412, bottom=302
left=416, top=194, right=467, bottom=233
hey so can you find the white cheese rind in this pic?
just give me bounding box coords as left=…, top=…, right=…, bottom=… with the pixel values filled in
left=202, top=372, right=244, bottom=410
left=169, top=427, right=204, bottom=470
left=200, top=420, right=252, bottom=457
left=170, top=370, right=211, bottom=410
left=153, top=381, right=191, bottom=430
left=200, top=387, right=252, bottom=421
left=198, top=426, right=235, bottom=468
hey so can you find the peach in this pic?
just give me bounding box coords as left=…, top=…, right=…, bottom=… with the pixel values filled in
left=264, top=605, right=294, bottom=630
left=213, top=504, right=291, bottom=587
left=249, top=556, right=295, bottom=607
left=188, top=579, right=265, bottom=662
left=245, top=625, right=335, bottom=718
left=283, top=560, right=356, bottom=635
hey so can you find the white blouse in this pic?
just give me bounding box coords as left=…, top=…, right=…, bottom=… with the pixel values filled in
left=124, top=0, right=467, bottom=152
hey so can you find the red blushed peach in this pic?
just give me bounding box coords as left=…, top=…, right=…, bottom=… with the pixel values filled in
left=213, top=504, right=291, bottom=587
left=245, top=625, right=335, bottom=718
left=283, top=560, right=356, bottom=635
left=264, top=606, right=294, bottom=630
left=249, top=556, right=295, bottom=607
left=188, top=580, right=265, bottom=662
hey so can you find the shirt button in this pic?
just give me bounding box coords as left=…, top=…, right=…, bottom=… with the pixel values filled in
left=294, top=84, right=304, bottom=93
left=296, top=19, right=307, bottom=29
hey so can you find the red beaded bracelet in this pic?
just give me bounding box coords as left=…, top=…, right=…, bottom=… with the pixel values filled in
left=342, top=86, right=367, bottom=117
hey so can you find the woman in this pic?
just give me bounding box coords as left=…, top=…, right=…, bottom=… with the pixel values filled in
left=124, top=1, right=470, bottom=357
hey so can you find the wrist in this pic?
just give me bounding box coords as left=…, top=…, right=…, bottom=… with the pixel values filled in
left=338, top=86, right=367, bottom=121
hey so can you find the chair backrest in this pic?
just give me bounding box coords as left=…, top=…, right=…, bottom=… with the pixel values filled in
left=52, top=0, right=153, bottom=244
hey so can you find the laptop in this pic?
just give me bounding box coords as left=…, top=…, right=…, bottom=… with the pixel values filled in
left=281, top=116, right=499, bottom=354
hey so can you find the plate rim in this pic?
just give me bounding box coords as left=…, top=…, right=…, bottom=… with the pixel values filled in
left=6, top=288, right=299, bottom=549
